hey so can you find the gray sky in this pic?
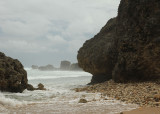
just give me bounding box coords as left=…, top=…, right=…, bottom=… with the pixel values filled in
left=0, top=0, right=120, bottom=67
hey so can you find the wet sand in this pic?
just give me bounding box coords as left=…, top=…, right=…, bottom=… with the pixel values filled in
left=0, top=98, right=137, bottom=114
left=117, top=107, right=160, bottom=114
left=2, top=103, right=159, bottom=114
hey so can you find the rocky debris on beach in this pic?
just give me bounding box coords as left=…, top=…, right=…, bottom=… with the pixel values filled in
left=75, top=80, right=160, bottom=107
left=77, top=0, right=160, bottom=84
left=0, top=52, right=28, bottom=93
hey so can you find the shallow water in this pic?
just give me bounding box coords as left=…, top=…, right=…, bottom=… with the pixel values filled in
left=0, top=68, right=138, bottom=114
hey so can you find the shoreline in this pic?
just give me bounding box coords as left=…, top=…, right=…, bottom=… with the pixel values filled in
left=74, top=80, right=160, bottom=113
left=0, top=96, right=138, bottom=114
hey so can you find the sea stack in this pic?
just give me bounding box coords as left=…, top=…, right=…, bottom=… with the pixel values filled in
left=70, top=63, right=82, bottom=71
left=78, top=0, right=160, bottom=84
left=31, top=65, right=38, bottom=69
left=0, top=52, right=28, bottom=92
left=38, top=64, right=55, bottom=71
left=60, top=60, right=71, bottom=70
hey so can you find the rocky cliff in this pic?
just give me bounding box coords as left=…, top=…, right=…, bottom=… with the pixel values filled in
left=78, top=0, right=160, bottom=84
left=0, top=52, right=28, bottom=92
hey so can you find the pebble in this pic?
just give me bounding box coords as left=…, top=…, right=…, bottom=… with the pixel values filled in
left=78, top=98, right=88, bottom=103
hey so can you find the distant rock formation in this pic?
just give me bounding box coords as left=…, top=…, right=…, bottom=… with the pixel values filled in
left=38, top=64, right=55, bottom=71
left=60, top=61, right=71, bottom=70
left=31, top=64, right=55, bottom=71
left=78, top=0, right=160, bottom=84
left=31, top=61, right=83, bottom=71
left=31, top=65, right=38, bottom=69
left=70, top=63, right=82, bottom=71
left=0, top=52, right=28, bottom=92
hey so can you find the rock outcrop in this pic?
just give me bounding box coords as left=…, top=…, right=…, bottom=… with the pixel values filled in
left=78, top=0, right=160, bottom=84
left=38, top=64, right=55, bottom=71
left=27, top=83, right=46, bottom=91
left=70, top=63, right=82, bottom=71
left=78, top=18, right=117, bottom=84
left=37, top=83, right=46, bottom=90
left=31, top=62, right=83, bottom=71
left=112, top=0, right=160, bottom=82
left=60, top=61, right=71, bottom=70
left=0, top=52, right=28, bottom=92
left=31, top=65, right=38, bottom=69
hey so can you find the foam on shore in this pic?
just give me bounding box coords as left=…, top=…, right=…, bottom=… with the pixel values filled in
left=0, top=92, right=27, bottom=107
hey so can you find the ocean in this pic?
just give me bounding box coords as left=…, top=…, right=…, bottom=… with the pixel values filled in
left=0, top=68, right=137, bottom=114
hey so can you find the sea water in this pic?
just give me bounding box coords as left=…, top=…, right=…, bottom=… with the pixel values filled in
left=0, top=68, right=138, bottom=114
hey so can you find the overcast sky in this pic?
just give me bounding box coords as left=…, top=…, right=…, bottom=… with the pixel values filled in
left=0, top=0, right=120, bottom=67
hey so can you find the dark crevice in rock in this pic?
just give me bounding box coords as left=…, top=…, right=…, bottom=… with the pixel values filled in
left=88, top=74, right=112, bottom=85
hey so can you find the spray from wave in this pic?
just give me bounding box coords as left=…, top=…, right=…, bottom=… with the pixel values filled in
left=0, top=92, right=27, bottom=107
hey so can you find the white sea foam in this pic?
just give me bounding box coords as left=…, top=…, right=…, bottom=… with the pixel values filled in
left=0, top=92, right=27, bottom=107
left=0, top=69, right=138, bottom=113
left=26, top=69, right=92, bottom=81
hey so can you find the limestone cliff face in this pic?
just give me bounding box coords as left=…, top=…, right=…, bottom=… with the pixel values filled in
left=113, top=0, right=160, bottom=82
left=78, top=0, right=160, bottom=84
left=78, top=18, right=117, bottom=84
left=0, top=52, right=28, bottom=92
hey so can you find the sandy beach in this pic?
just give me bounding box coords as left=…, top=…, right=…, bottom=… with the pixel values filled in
left=0, top=100, right=137, bottom=114
left=118, top=107, right=160, bottom=114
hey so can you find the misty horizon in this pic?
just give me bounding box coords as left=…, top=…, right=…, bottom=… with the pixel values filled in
left=0, top=0, right=120, bottom=67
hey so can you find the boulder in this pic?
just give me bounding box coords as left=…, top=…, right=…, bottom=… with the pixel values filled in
left=27, top=83, right=46, bottom=91
left=60, top=61, right=71, bottom=70
left=27, top=84, right=35, bottom=91
left=36, top=83, right=46, bottom=90
left=0, top=52, right=28, bottom=92
left=78, top=98, right=88, bottom=103
left=78, top=0, right=160, bottom=83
